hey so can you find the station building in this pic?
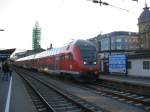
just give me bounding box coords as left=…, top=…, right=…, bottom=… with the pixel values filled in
left=128, top=50, right=150, bottom=77
left=127, top=4, right=150, bottom=77
left=91, top=31, right=140, bottom=51
left=89, top=4, right=150, bottom=77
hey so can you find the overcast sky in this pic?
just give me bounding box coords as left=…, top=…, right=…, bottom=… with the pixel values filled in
left=0, top=0, right=149, bottom=50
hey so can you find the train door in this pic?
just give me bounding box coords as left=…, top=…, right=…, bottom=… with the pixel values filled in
left=65, top=53, right=69, bottom=71
left=54, top=56, right=59, bottom=70
left=64, top=53, right=73, bottom=71
left=68, top=53, right=74, bottom=71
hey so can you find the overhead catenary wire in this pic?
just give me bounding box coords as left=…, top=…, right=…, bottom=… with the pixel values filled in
left=87, top=0, right=129, bottom=12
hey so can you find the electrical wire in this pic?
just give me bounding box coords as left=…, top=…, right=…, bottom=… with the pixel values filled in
left=87, top=0, right=129, bottom=12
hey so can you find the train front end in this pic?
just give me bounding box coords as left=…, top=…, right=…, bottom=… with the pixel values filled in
left=74, top=40, right=99, bottom=81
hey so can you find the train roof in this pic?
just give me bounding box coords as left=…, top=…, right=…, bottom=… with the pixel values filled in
left=16, top=43, right=72, bottom=61
left=75, top=39, right=95, bottom=48
left=16, top=39, right=94, bottom=61
left=16, top=46, right=68, bottom=61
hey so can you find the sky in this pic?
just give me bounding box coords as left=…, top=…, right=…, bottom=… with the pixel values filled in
left=0, top=0, right=149, bottom=50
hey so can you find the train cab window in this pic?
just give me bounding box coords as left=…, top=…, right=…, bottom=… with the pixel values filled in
left=69, top=53, right=74, bottom=61
left=76, top=40, right=96, bottom=61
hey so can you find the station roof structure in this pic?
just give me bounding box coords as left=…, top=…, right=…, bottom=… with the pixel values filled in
left=0, top=48, right=16, bottom=61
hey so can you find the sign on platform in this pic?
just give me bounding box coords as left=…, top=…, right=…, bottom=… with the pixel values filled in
left=109, top=54, right=127, bottom=74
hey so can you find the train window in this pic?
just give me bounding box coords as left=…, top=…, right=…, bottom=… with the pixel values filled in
left=55, top=49, right=57, bottom=54
left=57, top=49, right=60, bottom=54
left=54, top=49, right=56, bottom=55
left=51, top=49, right=54, bottom=55
left=60, top=55, right=65, bottom=61
left=65, top=55, right=69, bottom=59
left=50, top=50, right=53, bottom=55
left=69, top=53, right=74, bottom=61
left=49, top=51, right=51, bottom=56
left=56, top=49, right=59, bottom=54
left=53, top=49, right=55, bottom=55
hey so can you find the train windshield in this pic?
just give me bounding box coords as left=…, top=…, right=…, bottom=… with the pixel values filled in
left=76, top=40, right=97, bottom=63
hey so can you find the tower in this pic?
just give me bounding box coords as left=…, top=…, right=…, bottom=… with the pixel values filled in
left=138, top=2, right=150, bottom=49
left=32, top=21, right=41, bottom=51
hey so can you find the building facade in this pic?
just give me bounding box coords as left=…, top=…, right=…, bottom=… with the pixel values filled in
left=89, top=31, right=140, bottom=73
left=128, top=51, right=150, bottom=77
left=90, top=31, right=140, bottom=52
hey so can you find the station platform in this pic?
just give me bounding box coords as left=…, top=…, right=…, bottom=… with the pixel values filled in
left=99, top=74, right=150, bottom=96
left=0, top=70, right=36, bottom=112
left=99, top=74, right=150, bottom=86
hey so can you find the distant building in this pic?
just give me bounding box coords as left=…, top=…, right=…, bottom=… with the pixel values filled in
left=138, top=4, right=150, bottom=49
left=90, top=31, right=140, bottom=52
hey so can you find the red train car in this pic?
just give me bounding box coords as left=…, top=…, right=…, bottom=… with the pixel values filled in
left=16, top=39, right=99, bottom=81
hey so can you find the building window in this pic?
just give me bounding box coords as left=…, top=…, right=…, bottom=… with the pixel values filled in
left=143, top=61, right=150, bottom=70
left=116, top=38, right=122, bottom=42
left=127, top=61, right=132, bottom=69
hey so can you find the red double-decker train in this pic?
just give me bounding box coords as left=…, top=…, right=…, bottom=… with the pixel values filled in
left=15, top=39, right=99, bottom=81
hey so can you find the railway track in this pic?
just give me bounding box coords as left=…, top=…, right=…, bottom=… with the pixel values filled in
left=16, top=68, right=106, bottom=112
left=82, top=82, right=150, bottom=111
left=14, top=67, right=150, bottom=112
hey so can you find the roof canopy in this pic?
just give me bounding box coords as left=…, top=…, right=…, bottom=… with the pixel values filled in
left=0, top=48, right=16, bottom=61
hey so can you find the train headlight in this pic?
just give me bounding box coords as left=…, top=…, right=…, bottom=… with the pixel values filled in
left=83, top=61, right=87, bottom=64
left=93, top=62, right=97, bottom=64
